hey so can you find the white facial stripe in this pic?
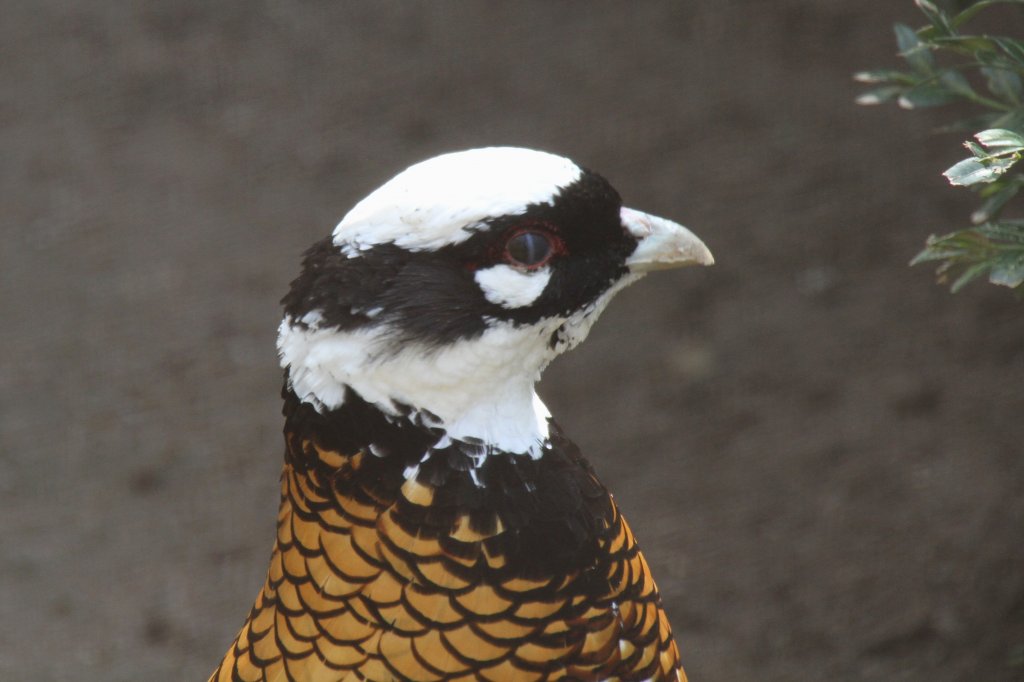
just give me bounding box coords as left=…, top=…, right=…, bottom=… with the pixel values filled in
left=333, top=147, right=582, bottom=255
left=474, top=264, right=552, bottom=309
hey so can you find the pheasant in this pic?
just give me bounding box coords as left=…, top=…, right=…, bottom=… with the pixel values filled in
left=210, top=147, right=713, bottom=681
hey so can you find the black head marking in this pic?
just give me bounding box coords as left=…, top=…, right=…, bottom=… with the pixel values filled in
left=281, top=169, right=638, bottom=349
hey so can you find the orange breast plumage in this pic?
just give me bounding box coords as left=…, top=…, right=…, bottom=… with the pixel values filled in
left=210, top=391, right=684, bottom=682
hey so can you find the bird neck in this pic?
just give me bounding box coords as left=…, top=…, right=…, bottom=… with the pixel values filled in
left=278, top=383, right=615, bottom=576
left=279, top=317, right=563, bottom=457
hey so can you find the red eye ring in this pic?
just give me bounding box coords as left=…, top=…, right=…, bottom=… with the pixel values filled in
left=504, top=228, right=562, bottom=270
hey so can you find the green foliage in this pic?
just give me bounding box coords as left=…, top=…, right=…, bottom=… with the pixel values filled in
left=910, top=220, right=1024, bottom=291
left=942, top=128, right=1024, bottom=186
left=857, top=0, right=1024, bottom=293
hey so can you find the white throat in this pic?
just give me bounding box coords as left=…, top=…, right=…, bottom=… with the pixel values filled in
left=277, top=272, right=635, bottom=459
left=278, top=314, right=566, bottom=456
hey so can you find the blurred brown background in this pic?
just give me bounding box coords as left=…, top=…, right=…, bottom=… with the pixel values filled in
left=3, top=2, right=1023, bottom=680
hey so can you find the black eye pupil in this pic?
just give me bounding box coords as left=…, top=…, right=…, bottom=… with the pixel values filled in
left=506, top=231, right=551, bottom=267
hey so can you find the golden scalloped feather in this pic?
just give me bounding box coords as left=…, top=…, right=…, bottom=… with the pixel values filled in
left=210, top=440, right=686, bottom=681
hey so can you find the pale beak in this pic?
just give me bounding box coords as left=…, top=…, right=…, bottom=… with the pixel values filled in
left=621, top=207, right=714, bottom=273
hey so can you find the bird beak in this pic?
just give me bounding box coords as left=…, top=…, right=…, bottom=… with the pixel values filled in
left=621, top=207, right=714, bottom=273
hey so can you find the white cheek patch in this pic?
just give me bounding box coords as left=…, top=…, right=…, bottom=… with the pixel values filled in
left=474, top=264, right=552, bottom=309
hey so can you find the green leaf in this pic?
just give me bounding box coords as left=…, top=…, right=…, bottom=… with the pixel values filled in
left=965, top=140, right=987, bottom=157
left=894, top=23, right=935, bottom=73
left=911, top=232, right=977, bottom=265
left=944, top=157, right=1000, bottom=185
left=975, top=128, right=1024, bottom=152
left=932, top=35, right=999, bottom=54
left=951, top=262, right=991, bottom=291
left=945, top=130, right=1024, bottom=185
left=982, top=66, right=1023, bottom=104
left=855, top=85, right=905, bottom=106
left=994, top=37, right=1024, bottom=66
left=972, top=175, right=1024, bottom=223
left=915, top=0, right=953, bottom=36
left=951, top=154, right=1019, bottom=184
left=989, top=258, right=1024, bottom=287
left=939, top=69, right=976, bottom=97
left=853, top=69, right=915, bottom=84
left=912, top=221, right=1024, bottom=292
left=898, top=83, right=959, bottom=108
left=976, top=50, right=1024, bottom=78
left=894, top=22, right=921, bottom=53
left=951, top=0, right=1024, bottom=30
left=984, top=221, right=1024, bottom=287
left=978, top=220, right=1024, bottom=244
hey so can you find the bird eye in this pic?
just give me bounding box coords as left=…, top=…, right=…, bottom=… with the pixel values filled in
left=505, top=230, right=554, bottom=268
